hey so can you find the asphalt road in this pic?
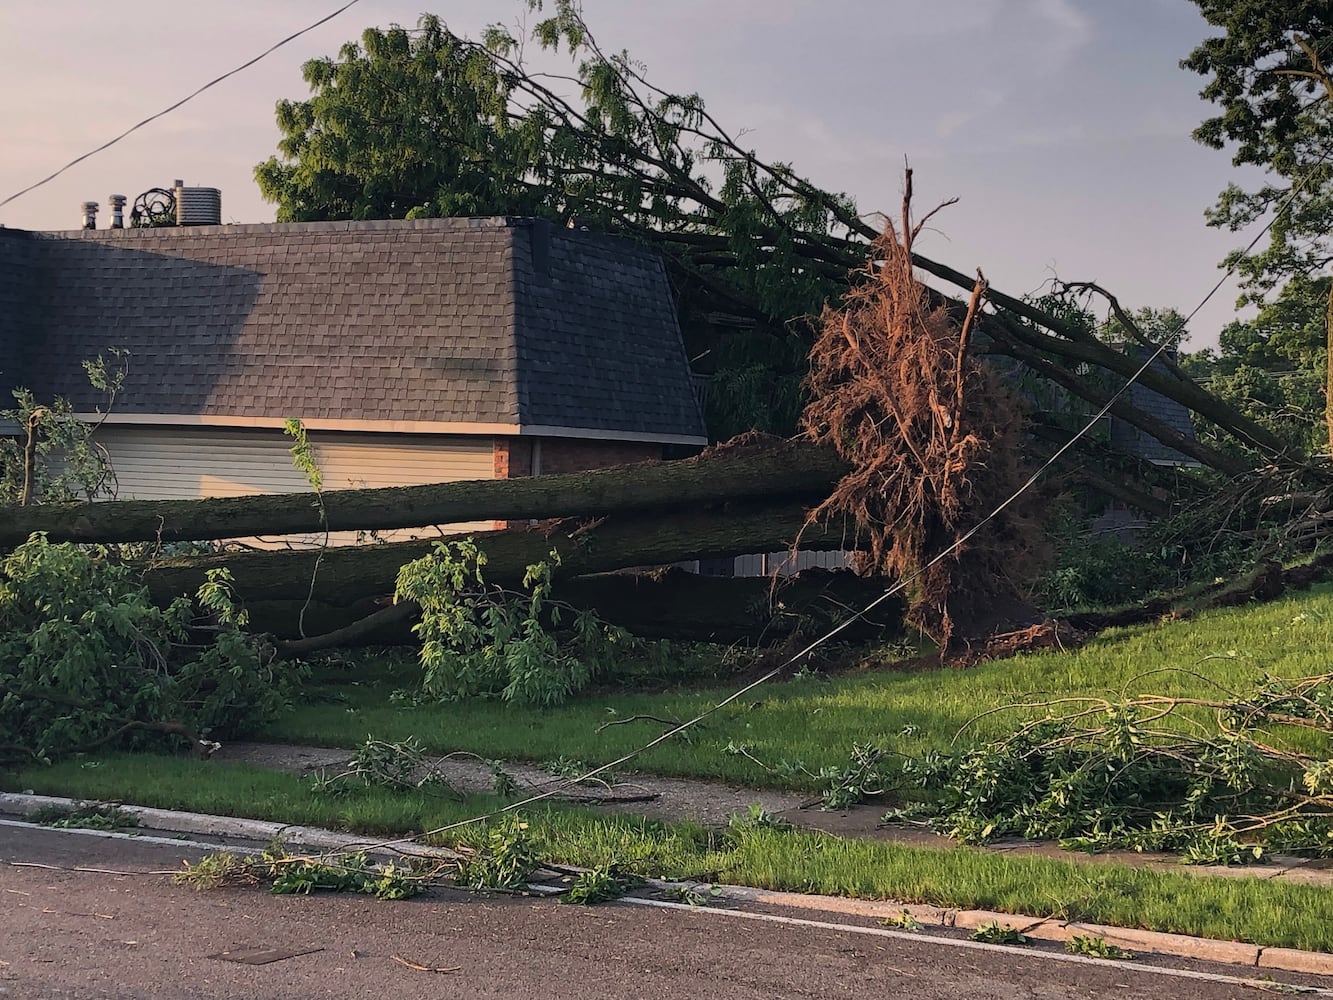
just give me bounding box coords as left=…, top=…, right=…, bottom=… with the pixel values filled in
left=0, top=823, right=1323, bottom=999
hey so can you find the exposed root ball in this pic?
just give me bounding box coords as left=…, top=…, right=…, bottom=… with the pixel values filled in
left=802, top=170, right=1047, bottom=649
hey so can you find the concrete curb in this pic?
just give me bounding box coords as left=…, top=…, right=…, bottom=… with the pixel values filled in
left=719, top=887, right=1312, bottom=974
left=4, top=791, right=1330, bottom=978
left=0, top=792, right=459, bottom=860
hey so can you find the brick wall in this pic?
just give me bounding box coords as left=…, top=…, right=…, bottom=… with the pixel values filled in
left=492, top=438, right=533, bottom=479
left=493, top=437, right=662, bottom=480
left=491, top=436, right=662, bottom=528
left=536, top=438, right=663, bottom=476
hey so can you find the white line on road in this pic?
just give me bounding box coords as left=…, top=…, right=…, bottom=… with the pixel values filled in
left=622, top=897, right=1333, bottom=996
left=10, top=819, right=1330, bottom=995
left=0, top=818, right=253, bottom=855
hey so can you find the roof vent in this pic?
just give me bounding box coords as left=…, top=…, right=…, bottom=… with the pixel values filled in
left=81, top=201, right=98, bottom=230
left=173, top=182, right=222, bottom=226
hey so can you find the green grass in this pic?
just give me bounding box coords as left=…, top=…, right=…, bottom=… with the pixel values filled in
left=9, top=752, right=1333, bottom=953
left=270, top=584, right=1333, bottom=788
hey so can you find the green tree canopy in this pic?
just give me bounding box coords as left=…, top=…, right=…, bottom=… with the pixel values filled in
left=1183, top=2, right=1332, bottom=446
left=1183, top=1, right=1333, bottom=296
left=252, top=2, right=1293, bottom=469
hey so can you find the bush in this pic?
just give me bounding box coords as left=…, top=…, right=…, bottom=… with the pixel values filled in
left=395, top=539, right=631, bottom=706
left=0, top=535, right=299, bottom=762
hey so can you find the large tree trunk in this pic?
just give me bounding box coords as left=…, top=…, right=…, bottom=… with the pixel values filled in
left=258, top=567, right=902, bottom=646
left=0, top=436, right=849, bottom=549
left=144, top=499, right=846, bottom=629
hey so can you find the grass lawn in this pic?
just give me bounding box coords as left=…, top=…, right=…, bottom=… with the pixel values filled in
left=8, top=752, right=1333, bottom=953
left=267, top=583, right=1333, bottom=788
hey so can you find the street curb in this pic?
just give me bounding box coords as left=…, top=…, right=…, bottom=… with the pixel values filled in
left=4, top=791, right=1330, bottom=978
left=0, top=792, right=459, bottom=860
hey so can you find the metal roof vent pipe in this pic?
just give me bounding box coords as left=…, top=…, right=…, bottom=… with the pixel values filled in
left=81, top=201, right=98, bottom=230
left=173, top=182, right=222, bottom=226
left=109, top=194, right=126, bottom=229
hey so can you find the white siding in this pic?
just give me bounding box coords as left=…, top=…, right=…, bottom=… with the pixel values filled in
left=91, top=426, right=496, bottom=545
left=732, top=550, right=853, bottom=577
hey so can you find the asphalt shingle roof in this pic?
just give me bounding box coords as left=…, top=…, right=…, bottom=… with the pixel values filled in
left=2, top=217, right=705, bottom=442
left=1108, top=349, right=1201, bottom=467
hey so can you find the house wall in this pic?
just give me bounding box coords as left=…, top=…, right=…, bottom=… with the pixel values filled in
left=731, top=550, right=853, bottom=577
left=492, top=437, right=663, bottom=479
left=535, top=438, right=664, bottom=476
left=490, top=436, right=663, bottom=529
left=92, top=425, right=496, bottom=545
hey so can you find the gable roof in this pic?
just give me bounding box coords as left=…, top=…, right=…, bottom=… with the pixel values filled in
left=1, top=217, right=706, bottom=444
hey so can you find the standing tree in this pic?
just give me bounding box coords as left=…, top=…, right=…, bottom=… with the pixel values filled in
left=1182, top=2, right=1333, bottom=445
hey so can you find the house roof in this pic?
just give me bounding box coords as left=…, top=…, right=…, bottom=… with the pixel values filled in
left=0, top=217, right=706, bottom=444
left=1107, top=350, right=1201, bottom=467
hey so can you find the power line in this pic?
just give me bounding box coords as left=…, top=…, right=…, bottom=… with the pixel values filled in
left=350, top=138, right=1333, bottom=859
left=0, top=0, right=363, bottom=212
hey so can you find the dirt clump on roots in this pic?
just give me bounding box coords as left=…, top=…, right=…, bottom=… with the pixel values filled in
left=801, top=170, right=1049, bottom=652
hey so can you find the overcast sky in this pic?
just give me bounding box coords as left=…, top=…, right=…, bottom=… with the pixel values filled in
left=0, top=1, right=1265, bottom=349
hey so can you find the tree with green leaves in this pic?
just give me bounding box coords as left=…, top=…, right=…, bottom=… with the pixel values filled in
left=1183, top=275, right=1329, bottom=454
left=255, top=2, right=1292, bottom=473
left=1182, top=2, right=1333, bottom=446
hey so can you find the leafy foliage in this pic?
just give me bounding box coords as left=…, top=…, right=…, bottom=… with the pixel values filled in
left=880, top=910, right=923, bottom=931
left=659, top=882, right=725, bottom=907
left=456, top=814, right=539, bottom=891
left=395, top=538, right=631, bottom=706
left=1183, top=276, right=1330, bottom=457
left=1183, top=2, right=1333, bottom=300
left=27, top=802, right=139, bottom=831
left=1065, top=936, right=1134, bottom=960
left=969, top=922, right=1030, bottom=945
left=270, top=853, right=425, bottom=900
left=562, top=862, right=638, bottom=905
left=1183, top=2, right=1333, bottom=444
left=0, top=353, right=125, bottom=504
left=726, top=803, right=792, bottom=835
left=1037, top=500, right=1166, bottom=610
left=309, top=736, right=461, bottom=799
left=879, top=670, right=1333, bottom=863
left=0, top=535, right=296, bottom=761
left=177, top=844, right=434, bottom=900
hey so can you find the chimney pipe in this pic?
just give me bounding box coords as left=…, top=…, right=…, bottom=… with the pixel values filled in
left=109, top=194, right=126, bottom=229
left=81, top=201, right=99, bottom=230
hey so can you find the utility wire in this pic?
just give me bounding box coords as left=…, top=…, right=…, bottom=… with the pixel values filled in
left=349, top=139, right=1333, bottom=859
left=0, top=0, right=363, bottom=211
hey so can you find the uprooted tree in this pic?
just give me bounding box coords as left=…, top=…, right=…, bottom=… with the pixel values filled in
left=7, top=4, right=1333, bottom=699
left=256, top=2, right=1296, bottom=480
left=802, top=175, right=1048, bottom=650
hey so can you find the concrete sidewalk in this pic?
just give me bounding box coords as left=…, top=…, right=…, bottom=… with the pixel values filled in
left=212, top=740, right=1333, bottom=888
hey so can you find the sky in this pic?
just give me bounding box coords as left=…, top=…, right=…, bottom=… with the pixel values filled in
left=0, top=1, right=1268, bottom=350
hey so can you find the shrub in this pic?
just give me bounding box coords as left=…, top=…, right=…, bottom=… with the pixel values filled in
left=395, top=539, right=631, bottom=706
left=0, top=535, right=299, bottom=762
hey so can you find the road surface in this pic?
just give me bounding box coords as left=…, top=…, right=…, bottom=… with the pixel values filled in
left=0, top=823, right=1324, bottom=999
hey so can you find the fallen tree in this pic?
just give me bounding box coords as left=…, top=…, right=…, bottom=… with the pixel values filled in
left=266, top=567, right=902, bottom=649
left=250, top=5, right=1298, bottom=477
left=145, top=498, right=848, bottom=638
left=0, top=436, right=848, bottom=549
left=802, top=179, right=1047, bottom=649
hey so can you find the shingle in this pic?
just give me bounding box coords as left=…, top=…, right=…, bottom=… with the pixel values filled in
left=18, top=219, right=705, bottom=442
